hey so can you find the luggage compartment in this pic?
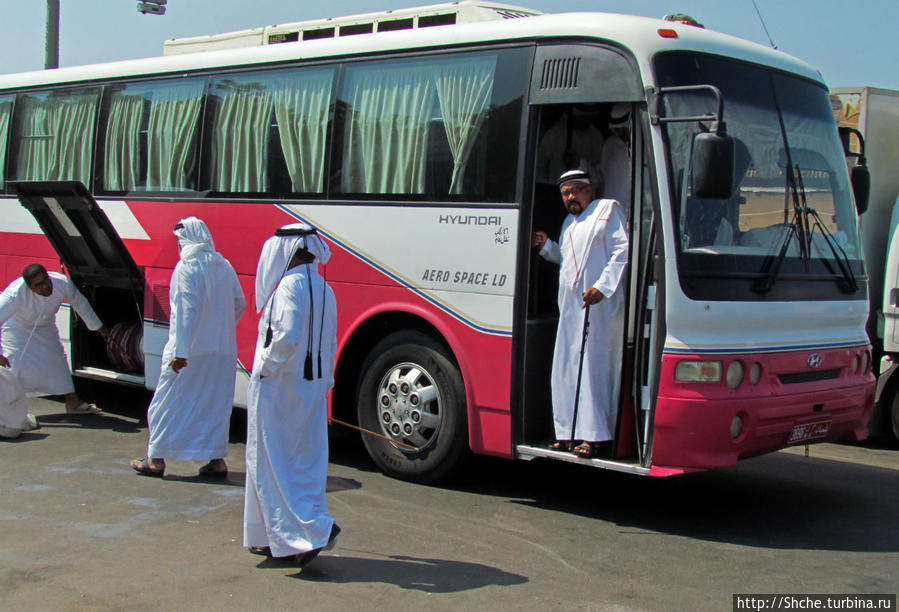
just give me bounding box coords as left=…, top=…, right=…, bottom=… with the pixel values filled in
left=12, top=181, right=146, bottom=385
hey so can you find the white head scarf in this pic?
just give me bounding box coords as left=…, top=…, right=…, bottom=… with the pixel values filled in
left=173, top=217, right=224, bottom=299
left=254, top=222, right=331, bottom=313
left=174, top=217, right=220, bottom=263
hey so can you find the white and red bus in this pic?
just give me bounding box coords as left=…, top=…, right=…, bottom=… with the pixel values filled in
left=0, top=3, right=875, bottom=482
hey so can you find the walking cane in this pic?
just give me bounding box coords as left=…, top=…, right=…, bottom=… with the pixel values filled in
left=569, top=304, right=591, bottom=443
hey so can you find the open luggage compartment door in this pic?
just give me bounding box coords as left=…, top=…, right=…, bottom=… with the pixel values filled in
left=11, top=181, right=147, bottom=384
left=11, top=181, right=143, bottom=290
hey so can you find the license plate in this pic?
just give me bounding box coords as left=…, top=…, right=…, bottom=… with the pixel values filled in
left=786, top=420, right=831, bottom=444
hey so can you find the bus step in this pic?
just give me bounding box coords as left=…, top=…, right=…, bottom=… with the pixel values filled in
left=74, top=367, right=145, bottom=386
left=515, top=444, right=649, bottom=475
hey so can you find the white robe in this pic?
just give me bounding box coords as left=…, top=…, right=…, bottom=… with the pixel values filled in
left=146, top=256, right=245, bottom=460
left=0, top=366, right=29, bottom=436
left=541, top=198, right=629, bottom=442
left=600, top=134, right=629, bottom=206
left=0, top=272, right=103, bottom=397
left=243, top=265, right=338, bottom=557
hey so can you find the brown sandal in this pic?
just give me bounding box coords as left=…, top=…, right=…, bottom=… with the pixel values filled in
left=572, top=442, right=600, bottom=458
left=550, top=440, right=572, bottom=451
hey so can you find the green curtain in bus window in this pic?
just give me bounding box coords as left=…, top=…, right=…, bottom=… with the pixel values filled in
left=271, top=70, right=332, bottom=193
left=104, top=93, right=144, bottom=191
left=0, top=97, right=12, bottom=189
left=147, top=83, right=203, bottom=191
left=342, top=63, right=437, bottom=194
left=16, top=90, right=98, bottom=183
left=210, top=79, right=273, bottom=192
left=433, top=57, right=495, bottom=194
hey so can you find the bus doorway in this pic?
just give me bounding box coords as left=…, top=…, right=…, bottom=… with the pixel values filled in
left=519, top=101, right=650, bottom=471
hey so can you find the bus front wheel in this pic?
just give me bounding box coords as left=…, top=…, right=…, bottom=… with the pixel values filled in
left=890, top=388, right=899, bottom=443
left=356, top=331, right=468, bottom=483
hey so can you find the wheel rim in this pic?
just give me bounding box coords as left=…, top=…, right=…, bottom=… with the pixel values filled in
left=375, top=361, right=443, bottom=452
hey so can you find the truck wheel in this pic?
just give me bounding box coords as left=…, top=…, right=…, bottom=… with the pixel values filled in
left=356, top=331, right=468, bottom=483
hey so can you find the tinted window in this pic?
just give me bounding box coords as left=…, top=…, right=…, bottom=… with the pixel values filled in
left=0, top=95, right=12, bottom=189
left=334, top=47, right=528, bottom=202
left=98, top=78, right=205, bottom=193
left=10, top=87, right=100, bottom=185
left=654, top=52, right=863, bottom=301
left=202, top=67, right=334, bottom=196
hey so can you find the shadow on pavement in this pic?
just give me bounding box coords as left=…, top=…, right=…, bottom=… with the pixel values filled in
left=287, top=553, right=528, bottom=592
left=0, top=432, right=49, bottom=443
left=30, top=412, right=144, bottom=434
left=440, top=451, right=899, bottom=554
left=158, top=472, right=247, bottom=487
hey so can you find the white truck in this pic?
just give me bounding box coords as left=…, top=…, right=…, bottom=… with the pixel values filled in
left=831, top=86, right=899, bottom=440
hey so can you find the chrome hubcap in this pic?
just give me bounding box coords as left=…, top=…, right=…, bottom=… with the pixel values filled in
left=376, top=362, right=442, bottom=451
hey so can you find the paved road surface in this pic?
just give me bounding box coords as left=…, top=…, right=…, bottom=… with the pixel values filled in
left=1, top=391, right=896, bottom=611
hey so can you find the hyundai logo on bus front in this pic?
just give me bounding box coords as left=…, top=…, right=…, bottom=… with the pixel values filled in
left=808, top=353, right=823, bottom=369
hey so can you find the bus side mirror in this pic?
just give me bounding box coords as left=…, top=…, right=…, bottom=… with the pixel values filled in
left=851, top=163, right=870, bottom=215
left=838, top=126, right=870, bottom=215
left=692, top=131, right=735, bottom=199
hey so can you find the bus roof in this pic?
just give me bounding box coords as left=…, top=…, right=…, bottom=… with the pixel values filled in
left=0, top=10, right=823, bottom=90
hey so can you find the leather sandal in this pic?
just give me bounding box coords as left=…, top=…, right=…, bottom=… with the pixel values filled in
left=130, top=458, right=164, bottom=477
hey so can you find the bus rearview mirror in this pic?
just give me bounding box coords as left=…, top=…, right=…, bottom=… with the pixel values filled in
left=692, top=131, right=735, bottom=200
left=851, top=163, right=870, bottom=215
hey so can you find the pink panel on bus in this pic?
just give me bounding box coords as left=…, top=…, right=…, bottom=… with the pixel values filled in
left=650, top=348, right=875, bottom=473
left=3, top=200, right=515, bottom=457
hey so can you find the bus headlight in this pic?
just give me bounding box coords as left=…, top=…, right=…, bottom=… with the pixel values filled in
left=749, top=362, right=762, bottom=385
left=851, top=355, right=860, bottom=374
left=675, top=361, right=722, bottom=382
left=726, top=361, right=744, bottom=389
left=860, top=351, right=869, bottom=374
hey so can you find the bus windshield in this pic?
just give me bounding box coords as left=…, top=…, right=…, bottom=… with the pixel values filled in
left=654, top=52, right=864, bottom=301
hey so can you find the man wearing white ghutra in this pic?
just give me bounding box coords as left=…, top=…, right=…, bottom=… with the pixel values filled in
left=244, top=223, right=340, bottom=567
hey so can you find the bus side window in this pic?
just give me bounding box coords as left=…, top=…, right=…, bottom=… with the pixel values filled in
left=202, top=67, right=334, bottom=197
left=0, top=95, right=12, bottom=191
left=9, top=87, right=100, bottom=187
left=332, top=48, right=528, bottom=202
left=98, top=78, right=205, bottom=194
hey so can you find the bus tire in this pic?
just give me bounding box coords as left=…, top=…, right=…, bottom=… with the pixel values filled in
left=356, top=331, right=468, bottom=483
left=889, top=387, right=899, bottom=443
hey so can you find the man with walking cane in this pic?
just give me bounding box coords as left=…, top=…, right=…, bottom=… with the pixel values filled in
left=532, top=169, right=629, bottom=458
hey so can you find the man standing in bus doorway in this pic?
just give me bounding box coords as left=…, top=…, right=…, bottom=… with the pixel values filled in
left=0, top=263, right=109, bottom=415
left=131, top=217, right=245, bottom=478
left=243, top=223, right=340, bottom=567
left=532, top=170, right=629, bottom=458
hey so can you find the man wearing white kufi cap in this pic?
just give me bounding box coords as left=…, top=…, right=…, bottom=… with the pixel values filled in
left=243, top=222, right=340, bottom=567
left=131, top=217, right=246, bottom=478
left=532, top=169, right=629, bottom=458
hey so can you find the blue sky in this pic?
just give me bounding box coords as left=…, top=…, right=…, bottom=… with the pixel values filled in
left=0, top=0, right=896, bottom=90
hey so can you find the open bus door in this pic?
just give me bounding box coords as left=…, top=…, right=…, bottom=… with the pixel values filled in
left=515, top=42, right=659, bottom=475
left=11, top=181, right=147, bottom=385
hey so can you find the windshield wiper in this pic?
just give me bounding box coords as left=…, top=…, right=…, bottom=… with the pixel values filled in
left=753, top=163, right=808, bottom=293
left=753, top=164, right=859, bottom=294
left=796, top=166, right=859, bottom=293
left=753, top=208, right=801, bottom=293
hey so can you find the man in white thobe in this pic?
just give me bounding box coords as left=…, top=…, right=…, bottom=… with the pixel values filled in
left=244, top=223, right=340, bottom=567
left=0, top=366, right=38, bottom=438
left=131, top=217, right=245, bottom=478
left=0, top=263, right=108, bottom=415
left=599, top=106, right=630, bottom=206
left=533, top=170, right=629, bottom=458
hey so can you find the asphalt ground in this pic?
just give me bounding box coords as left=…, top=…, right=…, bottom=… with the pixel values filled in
left=1, top=383, right=897, bottom=612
